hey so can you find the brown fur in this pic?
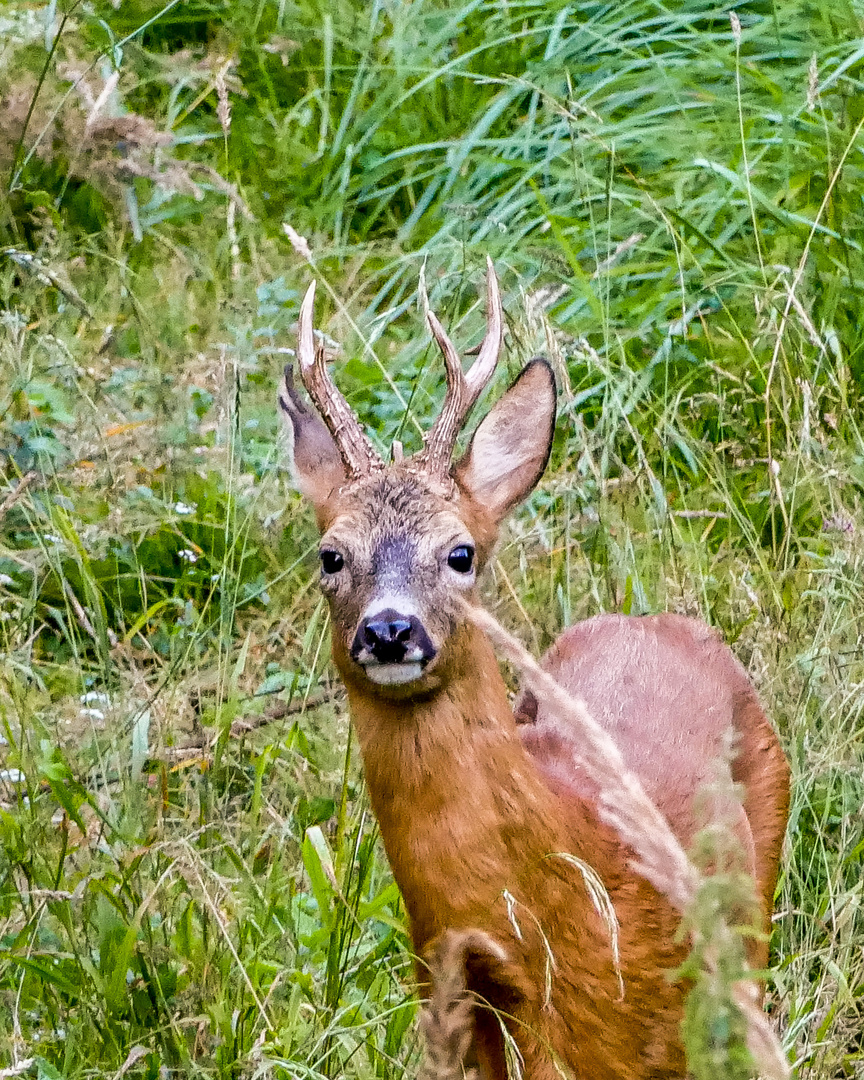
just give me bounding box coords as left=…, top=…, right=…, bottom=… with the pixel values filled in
left=279, top=345, right=790, bottom=1079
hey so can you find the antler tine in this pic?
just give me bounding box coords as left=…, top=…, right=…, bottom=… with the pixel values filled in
left=466, top=256, right=503, bottom=397
left=415, top=258, right=504, bottom=478
left=296, top=280, right=383, bottom=479
left=418, top=263, right=466, bottom=391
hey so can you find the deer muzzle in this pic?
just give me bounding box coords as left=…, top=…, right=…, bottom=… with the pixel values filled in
left=350, top=607, right=437, bottom=685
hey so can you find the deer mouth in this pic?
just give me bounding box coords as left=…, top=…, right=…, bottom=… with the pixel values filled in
left=350, top=607, right=437, bottom=685
left=362, top=661, right=427, bottom=686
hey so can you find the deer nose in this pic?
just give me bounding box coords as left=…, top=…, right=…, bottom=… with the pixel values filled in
left=365, top=617, right=412, bottom=648
left=351, top=608, right=437, bottom=667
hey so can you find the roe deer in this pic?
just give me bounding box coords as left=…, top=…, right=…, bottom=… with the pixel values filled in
left=278, top=260, right=790, bottom=1080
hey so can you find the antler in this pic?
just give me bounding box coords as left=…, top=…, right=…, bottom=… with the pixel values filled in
left=413, top=256, right=504, bottom=480
left=295, top=280, right=383, bottom=479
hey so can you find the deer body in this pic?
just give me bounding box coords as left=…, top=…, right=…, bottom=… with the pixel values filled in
left=279, top=262, right=790, bottom=1079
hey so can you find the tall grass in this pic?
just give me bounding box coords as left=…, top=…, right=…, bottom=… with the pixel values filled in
left=1, top=0, right=863, bottom=1076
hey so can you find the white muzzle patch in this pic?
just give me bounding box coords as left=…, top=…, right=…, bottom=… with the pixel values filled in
left=363, top=661, right=426, bottom=686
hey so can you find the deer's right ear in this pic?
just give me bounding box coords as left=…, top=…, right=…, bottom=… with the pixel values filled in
left=278, top=364, right=347, bottom=527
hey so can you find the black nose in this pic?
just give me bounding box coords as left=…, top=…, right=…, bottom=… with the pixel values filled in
left=351, top=608, right=436, bottom=666
left=365, top=617, right=412, bottom=649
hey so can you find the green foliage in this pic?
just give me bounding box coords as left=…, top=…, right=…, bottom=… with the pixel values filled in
left=1, top=0, right=864, bottom=1076
left=0, top=708, right=412, bottom=1079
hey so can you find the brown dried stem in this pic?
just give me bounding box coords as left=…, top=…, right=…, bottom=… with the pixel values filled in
left=0, top=471, right=37, bottom=523
left=418, top=929, right=509, bottom=1080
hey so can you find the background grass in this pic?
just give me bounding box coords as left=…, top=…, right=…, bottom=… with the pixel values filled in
left=1, top=0, right=863, bottom=1076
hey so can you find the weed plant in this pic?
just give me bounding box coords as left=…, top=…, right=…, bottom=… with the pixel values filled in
left=1, top=0, right=863, bottom=1077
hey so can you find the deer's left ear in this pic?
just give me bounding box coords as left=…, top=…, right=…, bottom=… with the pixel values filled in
left=452, top=358, right=556, bottom=524
left=278, top=365, right=347, bottom=529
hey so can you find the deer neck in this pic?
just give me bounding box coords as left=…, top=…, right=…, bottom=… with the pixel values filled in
left=336, top=621, right=571, bottom=946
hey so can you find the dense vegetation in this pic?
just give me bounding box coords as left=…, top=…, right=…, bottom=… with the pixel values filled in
left=1, top=0, right=863, bottom=1076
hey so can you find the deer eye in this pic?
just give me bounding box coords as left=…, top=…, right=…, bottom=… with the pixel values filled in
left=447, top=545, right=475, bottom=574
left=320, top=550, right=345, bottom=575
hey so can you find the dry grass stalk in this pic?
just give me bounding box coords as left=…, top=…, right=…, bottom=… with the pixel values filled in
left=465, top=604, right=789, bottom=1080
left=215, top=63, right=232, bottom=139
left=418, top=929, right=508, bottom=1080
left=0, top=471, right=37, bottom=522
left=0, top=66, right=252, bottom=236
left=468, top=605, right=697, bottom=911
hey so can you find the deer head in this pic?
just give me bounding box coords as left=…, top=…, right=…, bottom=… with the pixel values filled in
left=279, top=260, right=556, bottom=696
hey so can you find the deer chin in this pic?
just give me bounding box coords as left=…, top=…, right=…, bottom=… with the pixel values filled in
left=363, top=661, right=426, bottom=686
